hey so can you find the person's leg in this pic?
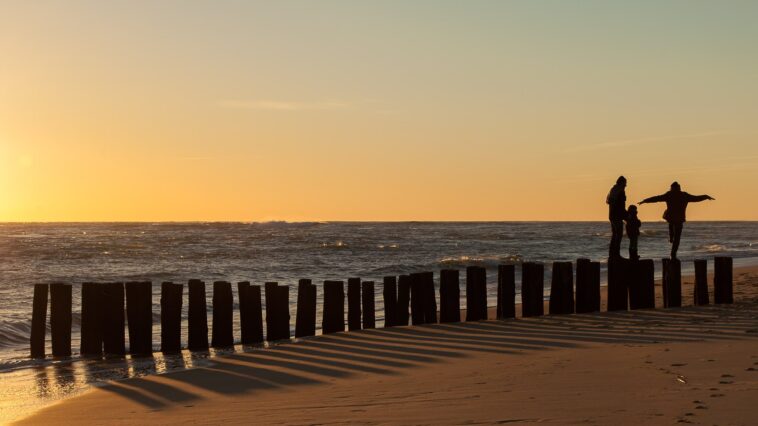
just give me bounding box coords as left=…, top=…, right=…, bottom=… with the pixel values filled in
left=610, top=220, right=623, bottom=258
left=671, top=223, right=683, bottom=259
left=629, top=235, right=638, bottom=260
left=668, top=223, right=674, bottom=243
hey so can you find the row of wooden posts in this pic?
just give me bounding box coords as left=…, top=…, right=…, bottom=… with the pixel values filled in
left=29, top=256, right=734, bottom=359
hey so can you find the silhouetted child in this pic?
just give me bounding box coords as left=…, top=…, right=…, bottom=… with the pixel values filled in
left=625, top=205, right=641, bottom=260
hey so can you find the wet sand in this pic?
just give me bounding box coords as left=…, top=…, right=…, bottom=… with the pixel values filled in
left=16, top=266, right=758, bottom=425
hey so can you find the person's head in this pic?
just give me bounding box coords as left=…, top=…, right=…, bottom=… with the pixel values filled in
left=616, top=176, right=627, bottom=187
left=628, top=205, right=637, bottom=215
left=670, top=181, right=681, bottom=192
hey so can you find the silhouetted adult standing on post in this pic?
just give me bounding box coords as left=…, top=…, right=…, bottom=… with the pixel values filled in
left=639, top=182, right=714, bottom=259
left=606, top=176, right=627, bottom=259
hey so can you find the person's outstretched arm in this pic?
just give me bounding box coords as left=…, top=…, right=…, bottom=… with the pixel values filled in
left=639, top=194, right=667, bottom=204
left=686, top=193, right=715, bottom=202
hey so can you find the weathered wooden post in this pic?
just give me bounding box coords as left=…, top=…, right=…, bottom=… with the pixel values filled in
left=238, top=282, right=254, bottom=343
left=362, top=281, right=376, bottom=329
left=30, top=284, right=48, bottom=358
left=466, top=266, right=487, bottom=321
left=264, top=282, right=289, bottom=342
left=575, top=259, right=600, bottom=313
left=382, top=276, right=397, bottom=328
left=125, top=281, right=152, bottom=356
left=549, top=262, right=574, bottom=315
left=607, top=258, right=630, bottom=311
left=497, top=265, right=515, bottom=319
left=347, top=277, right=362, bottom=331
left=187, top=279, right=209, bottom=351
left=422, top=272, right=437, bottom=324
left=276, top=284, right=291, bottom=340
left=662, top=258, right=682, bottom=308
left=211, top=281, right=234, bottom=348
left=322, top=280, right=345, bottom=334
left=160, top=282, right=183, bottom=353
left=81, top=283, right=104, bottom=356
left=607, top=258, right=629, bottom=311
left=103, top=282, right=126, bottom=356
left=522, top=262, right=545, bottom=317
left=694, top=259, right=709, bottom=306
left=439, top=269, right=460, bottom=323
left=629, top=259, right=655, bottom=310
left=50, top=283, right=72, bottom=357
left=714, top=256, right=733, bottom=304
left=410, top=272, right=425, bottom=325
left=397, top=275, right=411, bottom=326
left=244, top=283, right=264, bottom=342
left=295, top=279, right=317, bottom=338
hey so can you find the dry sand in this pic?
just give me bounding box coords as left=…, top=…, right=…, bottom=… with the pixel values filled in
left=16, top=266, right=758, bottom=425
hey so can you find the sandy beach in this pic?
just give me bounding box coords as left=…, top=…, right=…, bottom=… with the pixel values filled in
left=16, top=265, right=758, bottom=425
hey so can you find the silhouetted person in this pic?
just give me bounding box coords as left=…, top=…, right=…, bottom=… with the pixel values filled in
left=625, top=205, right=641, bottom=261
left=639, top=182, right=714, bottom=259
left=606, top=176, right=627, bottom=258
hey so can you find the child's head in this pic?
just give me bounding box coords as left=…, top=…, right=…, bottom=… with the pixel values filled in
left=628, top=205, right=638, bottom=215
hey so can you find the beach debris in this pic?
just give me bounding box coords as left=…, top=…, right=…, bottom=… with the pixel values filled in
left=676, top=375, right=688, bottom=384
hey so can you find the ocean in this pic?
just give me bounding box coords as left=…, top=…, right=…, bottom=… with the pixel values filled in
left=0, top=221, right=757, bottom=420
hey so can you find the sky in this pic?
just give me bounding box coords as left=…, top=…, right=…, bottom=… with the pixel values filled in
left=1, top=0, right=757, bottom=222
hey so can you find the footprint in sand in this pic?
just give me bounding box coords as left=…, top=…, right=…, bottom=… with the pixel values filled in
left=671, top=363, right=687, bottom=367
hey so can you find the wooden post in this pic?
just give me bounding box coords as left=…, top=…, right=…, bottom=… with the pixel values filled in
left=50, top=283, right=72, bottom=357
left=362, top=281, right=376, bottom=329
left=103, top=282, right=126, bottom=356
left=238, top=282, right=253, bottom=343
left=410, top=272, right=425, bottom=325
left=549, top=262, right=574, bottom=315
left=397, top=275, right=411, bottom=326
left=125, top=281, right=152, bottom=356
left=627, top=259, right=642, bottom=310
left=607, top=258, right=629, bottom=311
left=497, top=265, right=515, bottom=319
left=347, top=277, right=362, bottom=331
left=422, top=272, right=437, bottom=324
left=694, top=259, right=709, bottom=306
left=80, top=283, right=104, bottom=357
left=575, top=259, right=600, bottom=313
left=382, top=276, right=397, bottom=328
left=211, top=281, right=234, bottom=348
left=160, top=282, right=183, bottom=353
left=522, top=263, right=544, bottom=317
left=295, top=279, right=317, bottom=338
left=30, top=284, right=48, bottom=358
left=629, top=260, right=655, bottom=309
left=187, top=279, right=209, bottom=351
left=662, top=258, right=681, bottom=308
left=237, top=283, right=264, bottom=343
left=266, top=282, right=290, bottom=342
left=466, top=266, right=487, bottom=321
left=714, top=256, right=733, bottom=304
left=322, top=280, right=345, bottom=334
left=439, top=269, right=460, bottom=323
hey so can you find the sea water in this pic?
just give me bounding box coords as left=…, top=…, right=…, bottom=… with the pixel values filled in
left=1, top=221, right=757, bottom=421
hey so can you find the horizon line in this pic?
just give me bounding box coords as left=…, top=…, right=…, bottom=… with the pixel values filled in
left=1, top=219, right=757, bottom=224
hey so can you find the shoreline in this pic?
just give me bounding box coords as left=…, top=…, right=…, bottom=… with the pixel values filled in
left=8, top=264, right=758, bottom=425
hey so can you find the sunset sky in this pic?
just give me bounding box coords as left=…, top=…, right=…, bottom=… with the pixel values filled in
left=1, top=1, right=757, bottom=222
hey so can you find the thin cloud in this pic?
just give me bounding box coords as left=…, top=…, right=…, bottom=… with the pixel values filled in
left=566, top=131, right=729, bottom=152
left=217, top=99, right=350, bottom=111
